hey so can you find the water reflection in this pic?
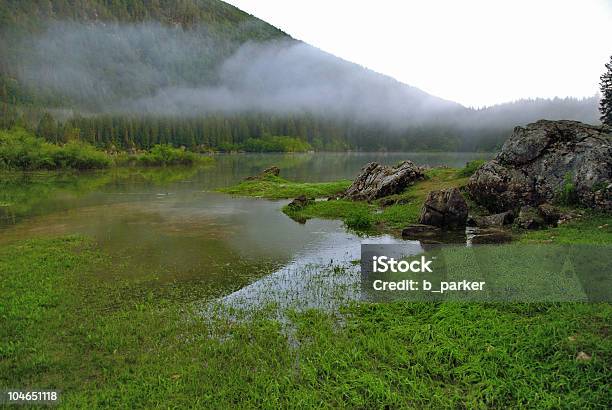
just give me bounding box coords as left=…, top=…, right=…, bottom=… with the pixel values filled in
left=0, top=152, right=490, bottom=300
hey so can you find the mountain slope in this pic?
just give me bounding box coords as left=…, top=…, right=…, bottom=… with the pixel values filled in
left=0, top=0, right=287, bottom=108
left=0, top=0, right=601, bottom=152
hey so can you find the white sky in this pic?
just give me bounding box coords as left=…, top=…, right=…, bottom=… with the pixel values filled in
left=225, top=0, right=612, bottom=107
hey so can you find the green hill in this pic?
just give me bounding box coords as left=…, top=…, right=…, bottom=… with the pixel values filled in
left=0, top=1, right=600, bottom=152
left=0, top=0, right=287, bottom=108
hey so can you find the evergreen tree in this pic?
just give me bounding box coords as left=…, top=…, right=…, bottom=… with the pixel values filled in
left=600, top=55, right=612, bottom=126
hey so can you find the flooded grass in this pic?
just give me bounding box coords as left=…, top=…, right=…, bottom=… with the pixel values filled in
left=1, top=236, right=610, bottom=407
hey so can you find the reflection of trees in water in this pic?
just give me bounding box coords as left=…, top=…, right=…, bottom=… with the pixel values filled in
left=0, top=167, right=202, bottom=227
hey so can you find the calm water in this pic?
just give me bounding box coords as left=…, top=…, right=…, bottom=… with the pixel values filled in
left=0, top=152, right=490, bottom=302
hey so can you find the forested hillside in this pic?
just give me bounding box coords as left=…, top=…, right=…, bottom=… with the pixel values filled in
left=0, top=0, right=601, bottom=152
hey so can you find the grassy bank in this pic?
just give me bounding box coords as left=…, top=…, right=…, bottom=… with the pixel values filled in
left=218, top=173, right=351, bottom=199
left=0, top=128, right=213, bottom=170
left=219, top=166, right=469, bottom=231
left=219, top=164, right=612, bottom=238
left=283, top=167, right=471, bottom=231
left=1, top=236, right=610, bottom=407
left=520, top=212, right=612, bottom=244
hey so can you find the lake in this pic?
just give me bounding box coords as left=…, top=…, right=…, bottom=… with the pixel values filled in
left=0, top=152, right=491, bottom=306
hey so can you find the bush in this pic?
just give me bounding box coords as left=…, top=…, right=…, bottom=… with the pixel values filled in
left=136, top=144, right=210, bottom=166
left=344, top=208, right=373, bottom=230
left=457, top=159, right=486, bottom=177
left=557, top=172, right=579, bottom=205
left=0, top=128, right=110, bottom=170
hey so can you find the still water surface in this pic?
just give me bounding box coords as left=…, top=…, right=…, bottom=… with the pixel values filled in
left=0, top=152, right=490, bottom=303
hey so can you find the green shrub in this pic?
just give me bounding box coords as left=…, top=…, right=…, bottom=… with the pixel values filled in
left=137, top=144, right=210, bottom=167
left=344, top=207, right=373, bottom=230
left=457, top=159, right=486, bottom=177
left=0, top=128, right=110, bottom=170
left=557, top=172, right=579, bottom=205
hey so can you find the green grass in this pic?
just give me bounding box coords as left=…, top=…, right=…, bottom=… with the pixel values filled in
left=0, top=127, right=111, bottom=170
left=457, top=159, right=487, bottom=177
left=283, top=168, right=469, bottom=232
left=0, top=128, right=214, bottom=170
left=520, top=212, right=612, bottom=245
left=1, top=236, right=610, bottom=408
left=218, top=174, right=351, bottom=199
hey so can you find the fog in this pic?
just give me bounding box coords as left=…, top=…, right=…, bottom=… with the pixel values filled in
left=18, top=22, right=460, bottom=125
left=17, top=21, right=599, bottom=128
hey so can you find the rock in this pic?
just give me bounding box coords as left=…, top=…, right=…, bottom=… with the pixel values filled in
left=468, top=210, right=515, bottom=227
left=576, top=351, right=591, bottom=362
left=467, top=120, right=612, bottom=212
left=379, top=198, right=397, bottom=207
left=244, top=166, right=280, bottom=180
left=515, top=206, right=545, bottom=230
left=537, top=203, right=560, bottom=226
left=401, top=224, right=441, bottom=239
left=470, top=228, right=513, bottom=244
left=343, top=161, right=424, bottom=201
left=419, top=188, right=468, bottom=229
left=262, top=166, right=280, bottom=177
left=287, top=195, right=314, bottom=210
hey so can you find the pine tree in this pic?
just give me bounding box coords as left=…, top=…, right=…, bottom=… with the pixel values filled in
left=600, top=55, right=612, bottom=126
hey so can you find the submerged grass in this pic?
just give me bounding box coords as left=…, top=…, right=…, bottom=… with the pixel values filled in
left=1, top=236, right=610, bottom=407
left=218, top=174, right=351, bottom=199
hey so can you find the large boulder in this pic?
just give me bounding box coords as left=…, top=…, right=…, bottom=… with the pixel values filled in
left=343, top=161, right=424, bottom=201
left=419, top=188, right=468, bottom=229
left=467, top=120, right=612, bottom=212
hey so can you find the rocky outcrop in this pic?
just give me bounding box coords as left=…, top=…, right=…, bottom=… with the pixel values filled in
left=467, top=120, right=612, bottom=212
left=343, top=161, right=424, bottom=201
left=245, top=166, right=280, bottom=180
left=419, top=188, right=468, bottom=229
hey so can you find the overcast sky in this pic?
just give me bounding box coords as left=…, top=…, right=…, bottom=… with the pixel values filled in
left=225, top=0, right=612, bottom=107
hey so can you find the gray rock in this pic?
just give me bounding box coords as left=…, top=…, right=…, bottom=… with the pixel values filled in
left=537, top=203, right=560, bottom=226
left=515, top=206, right=545, bottom=230
left=401, top=224, right=441, bottom=239
left=470, top=228, right=513, bottom=244
left=287, top=195, right=314, bottom=210
left=343, top=161, right=424, bottom=201
left=379, top=198, right=397, bottom=207
left=469, top=210, right=515, bottom=227
left=419, top=188, right=468, bottom=229
left=467, top=120, right=612, bottom=212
